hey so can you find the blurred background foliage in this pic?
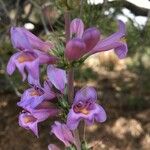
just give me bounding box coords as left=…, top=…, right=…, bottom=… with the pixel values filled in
left=0, top=0, right=150, bottom=150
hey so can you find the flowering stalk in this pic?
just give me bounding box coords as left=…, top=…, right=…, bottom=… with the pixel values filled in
left=65, top=11, right=81, bottom=150
left=68, top=69, right=81, bottom=150
left=6, top=9, right=128, bottom=149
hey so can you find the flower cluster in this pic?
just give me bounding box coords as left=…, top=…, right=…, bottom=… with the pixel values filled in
left=7, top=18, right=127, bottom=150
left=66, top=18, right=127, bottom=61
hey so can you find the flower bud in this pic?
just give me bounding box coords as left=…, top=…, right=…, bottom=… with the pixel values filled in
left=70, top=18, right=84, bottom=38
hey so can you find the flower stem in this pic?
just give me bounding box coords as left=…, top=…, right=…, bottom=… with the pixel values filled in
left=67, top=69, right=74, bottom=104
left=73, top=129, right=81, bottom=150
left=65, top=11, right=81, bottom=150
left=83, top=122, right=86, bottom=142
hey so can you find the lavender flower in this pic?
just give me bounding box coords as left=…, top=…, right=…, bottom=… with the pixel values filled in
left=11, top=27, right=53, bottom=52
left=19, top=112, right=39, bottom=137
left=51, top=121, right=75, bottom=147
left=89, top=20, right=128, bottom=59
left=7, top=50, right=57, bottom=86
left=7, top=27, right=57, bottom=85
left=65, top=18, right=127, bottom=61
left=7, top=51, right=40, bottom=85
left=19, top=101, right=58, bottom=137
left=17, top=81, right=56, bottom=110
left=67, top=86, right=106, bottom=130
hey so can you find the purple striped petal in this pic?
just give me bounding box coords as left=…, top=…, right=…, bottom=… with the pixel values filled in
left=92, top=41, right=128, bottom=59
left=17, top=82, right=55, bottom=111
left=114, top=42, right=128, bottom=59
left=20, top=27, right=53, bottom=52
left=51, top=121, right=75, bottom=147
left=94, top=104, right=107, bottom=123
left=7, top=53, right=18, bottom=75
left=19, top=112, right=39, bottom=137
left=90, top=20, right=128, bottom=59
left=26, top=57, right=40, bottom=86
left=23, top=101, right=59, bottom=121
left=11, top=27, right=53, bottom=52
left=74, top=86, right=97, bottom=103
left=43, top=80, right=56, bottom=100
left=82, top=27, right=100, bottom=52
left=7, top=50, right=44, bottom=86
left=17, top=87, right=44, bottom=110
left=10, top=27, right=32, bottom=51
left=95, top=20, right=125, bottom=48
left=62, top=123, right=75, bottom=145
left=47, top=65, right=67, bottom=93
left=33, top=49, right=58, bottom=64
left=65, top=38, right=86, bottom=61
left=11, top=52, right=27, bottom=81
left=15, top=62, right=27, bottom=81
left=31, top=107, right=58, bottom=122
left=66, top=109, right=81, bottom=130
left=70, top=18, right=84, bottom=38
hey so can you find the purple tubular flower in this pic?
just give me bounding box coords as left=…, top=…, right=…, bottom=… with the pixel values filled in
left=19, top=101, right=58, bottom=137
left=17, top=81, right=56, bottom=110
left=65, top=19, right=127, bottom=61
left=10, top=27, right=57, bottom=63
left=48, top=144, right=60, bottom=150
left=7, top=51, right=40, bottom=85
left=65, top=38, right=86, bottom=61
left=30, top=101, right=59, bottom=121
left=67, top=86, right=107, bottom=130
left=7, top=49, right=57, bottom=85
left=19, top=112, right=40, bottom=137
left=66, top=18, right=101, bottom=61
left=47, top=65, right=67, bottom=93
left=8, top=27, right=57, bottom=84
left=90, top=20, right=128, bottom=59
left=51, top=121, right=75, bottom=147
left=70, top=18, right=84, bottom=38
left=11, top=27, right=53, bottom=52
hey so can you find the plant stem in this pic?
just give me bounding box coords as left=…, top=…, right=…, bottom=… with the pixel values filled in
left=83, top=122, right=86, bottom=142
left=65, top=11, right=81, bottom=150
left=73, top=129, right=81, bottom=150
left=67, top=69, right=74, bottom=104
